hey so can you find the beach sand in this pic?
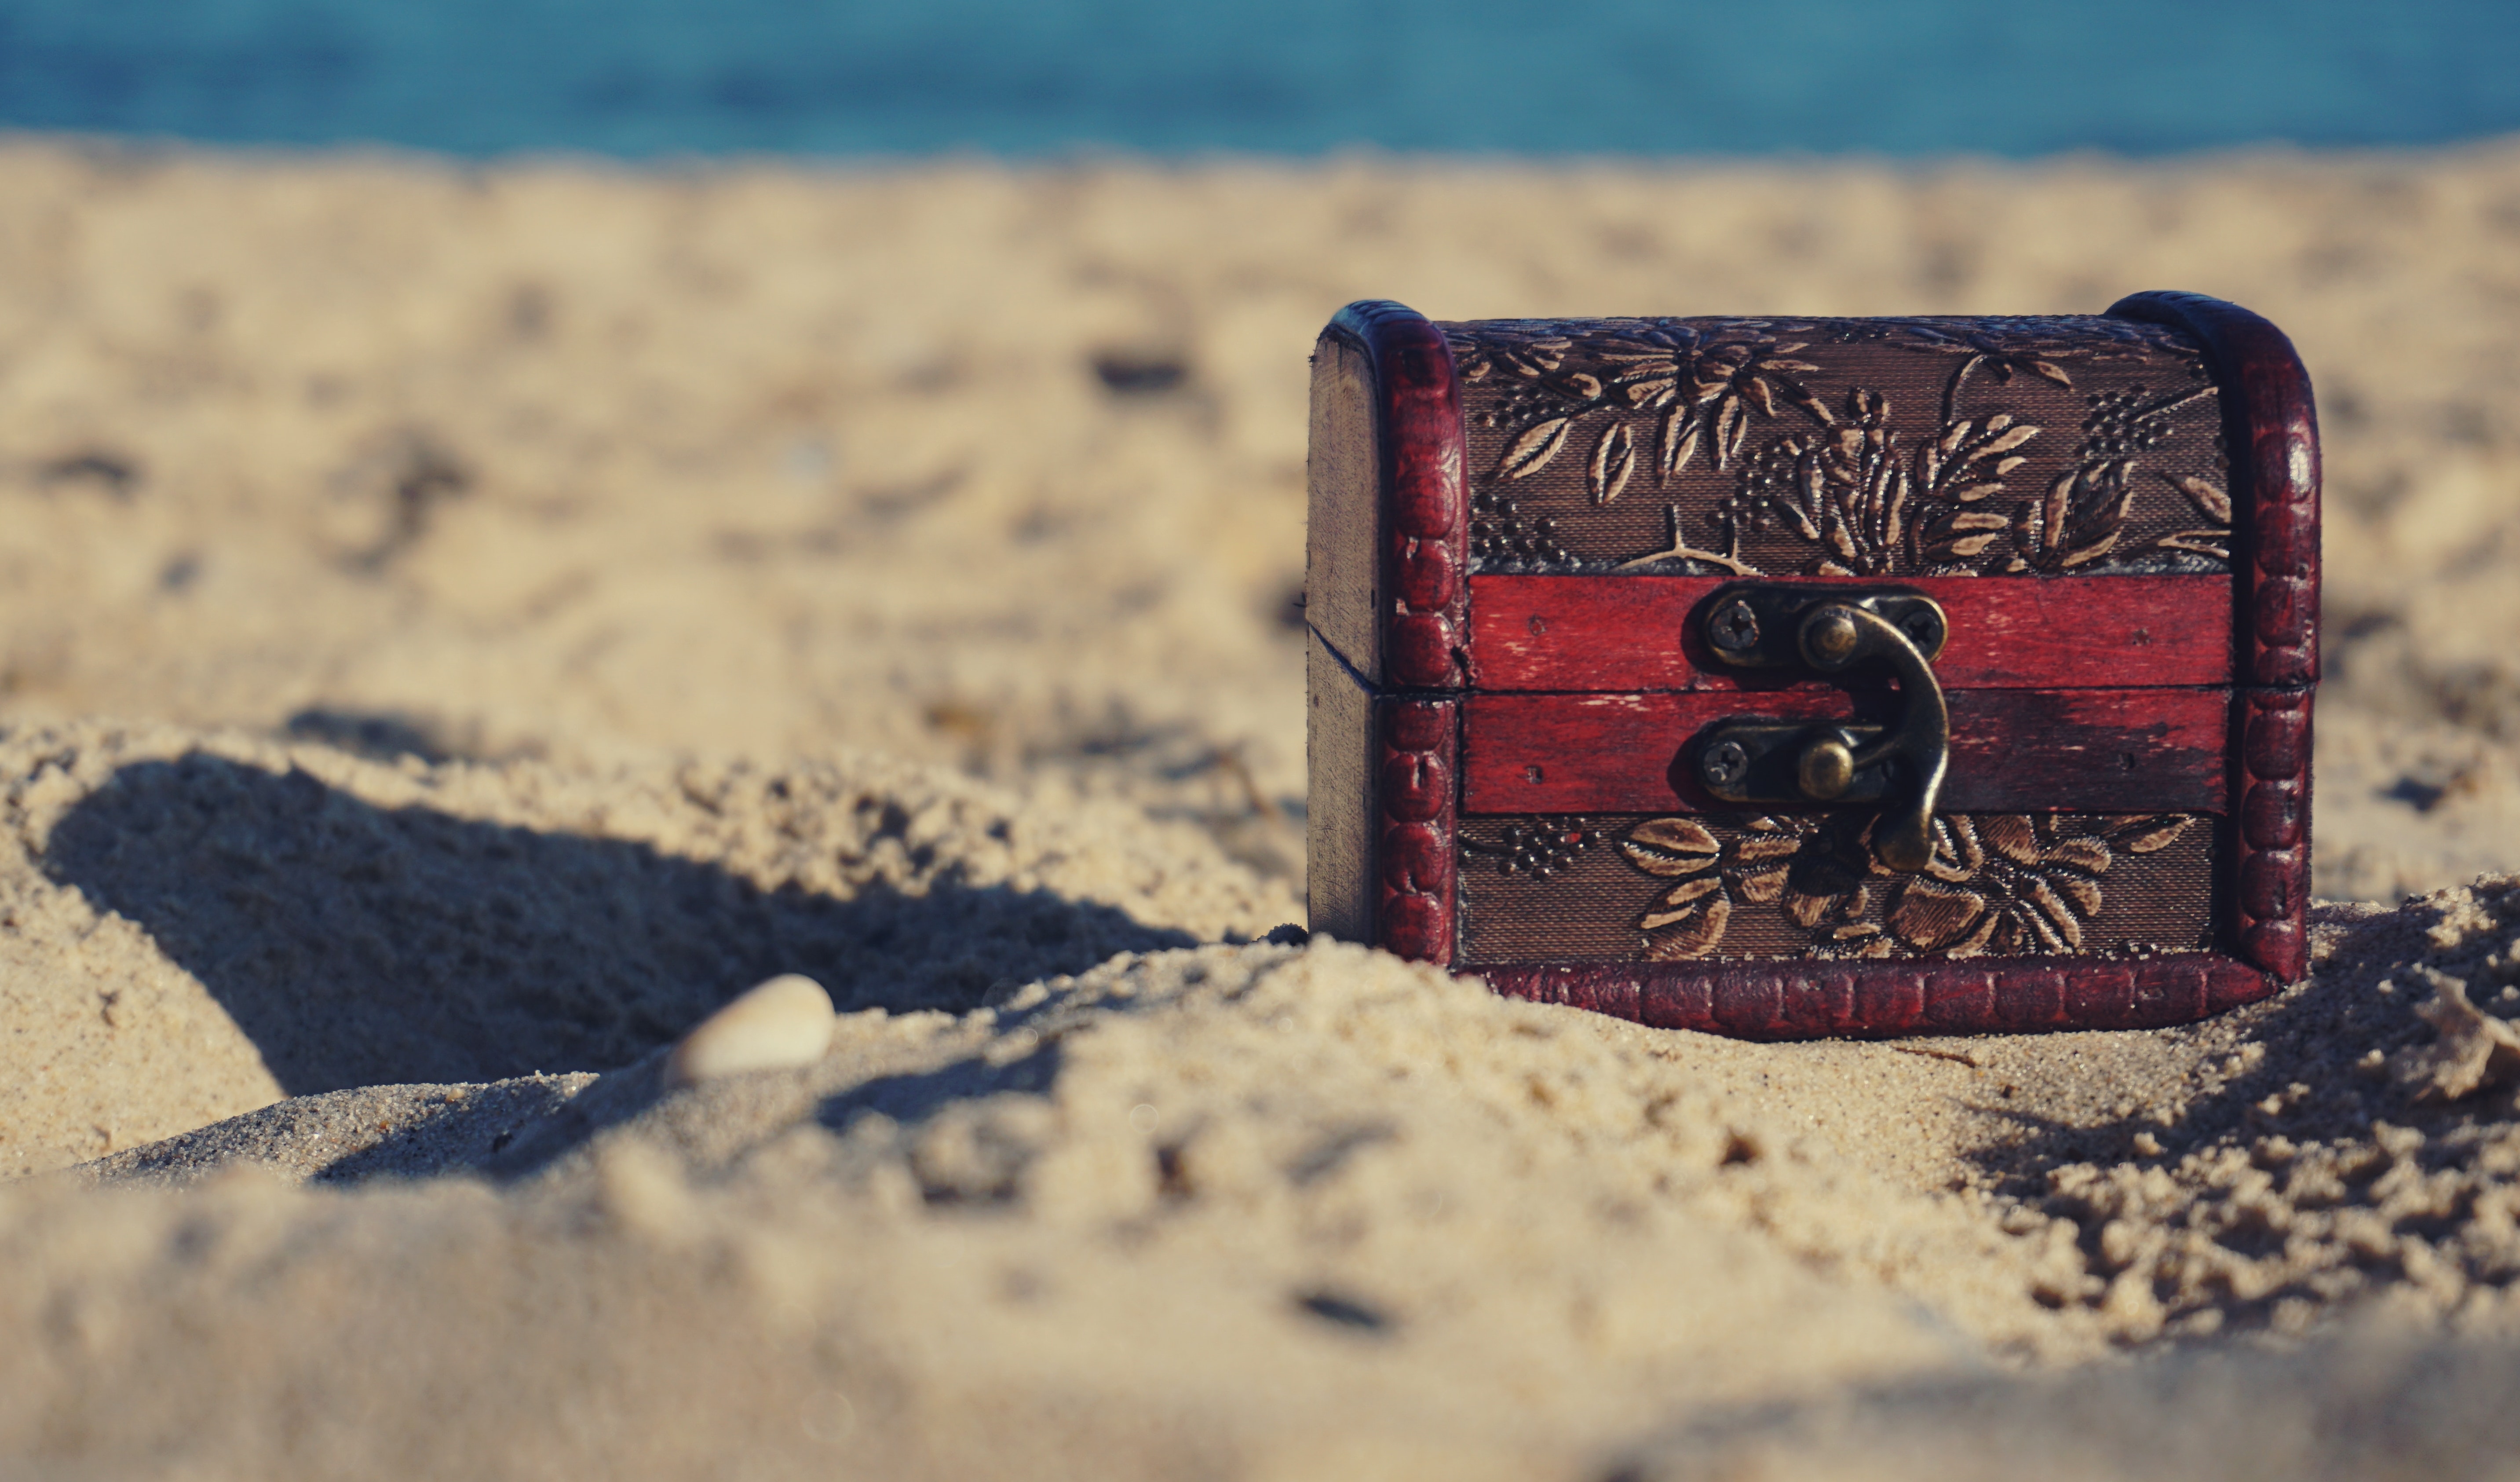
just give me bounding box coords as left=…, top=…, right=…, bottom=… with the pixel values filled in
left=4, top=135, right=2520, bottom=1475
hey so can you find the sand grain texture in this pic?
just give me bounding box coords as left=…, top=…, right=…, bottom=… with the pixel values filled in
left=6, top=138, right=2520, bottom=1475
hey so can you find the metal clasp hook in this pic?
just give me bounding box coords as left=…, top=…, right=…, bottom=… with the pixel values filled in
left=1693, top=585, right=1952, bottom=873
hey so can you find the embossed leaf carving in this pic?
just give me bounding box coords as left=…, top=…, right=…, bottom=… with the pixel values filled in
left=1620, top=816, right=1827, bottom=957
left=1979, top=814, right=2043, bottom=867
left=1446, top=327, right=1570, bottom=384
left=1857, top=320, right=2092, bottom=418
left=1649, top=339, right=1803, bottom=468
left=1444, top=317, right=2231, bottom=579
left=2167, top=472, right=2233, bottom=524
left=1621, top=818, right=1721, bottom=875
left=1788, top=879, right=1863, bottom=929
left=2023, top=877, right=2086, bottom=950
left=1871, top=813, right=2191, bottom=956
left=2125, top=818, right=2194, bottom=854
left=1618, top=816, right=1739, bottom=955
left=2053, top=872, right=2105, bottom=918
left=2156, top=529, right=2234, bottom=561
left=1733, top=832, right=1804, bottom=864
left=1982, top=421, right=2044, bottom=455
left=1643, top=897, right=1731, bottom=960
left=1610, top=812, right=2200, bottom=962
left=1639, top=875, right=1724, bottom=929
left=2152, top=473, right=2234, bottom=561
left=1475, top=323, right=1841, bottom=499
left=1888, top=878, right=1987, bottom=951
left=1731, top=404, right=1890, bottom=572
left=1922, top=510, right=2011, bottom=560
left=1737, top=867, right=1790, bottom=903
left=2017, top=462, right=2137, bottom=572
left=1658, top=405, right=1704, bottom=481
left=1501, top=417, right=1572, bottom=480
left=1588, top=422, right=1636, bottom=504
left=2003, top=383, right=2221, bottom=574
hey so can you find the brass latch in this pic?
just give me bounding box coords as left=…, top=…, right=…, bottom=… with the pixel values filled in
left=1694, top=585, right=1951, bottom=873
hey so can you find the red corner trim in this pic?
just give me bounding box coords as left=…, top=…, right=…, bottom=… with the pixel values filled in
left=2109, top=290, right=2319, bottom=983
left=1375, top=697, right=1458, bottom=965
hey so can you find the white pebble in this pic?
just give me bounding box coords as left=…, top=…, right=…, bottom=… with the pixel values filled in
left=664, top=974, right=837, bottom=1087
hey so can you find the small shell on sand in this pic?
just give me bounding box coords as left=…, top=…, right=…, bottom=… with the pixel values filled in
left=663, top=974, right=838, bottom=1087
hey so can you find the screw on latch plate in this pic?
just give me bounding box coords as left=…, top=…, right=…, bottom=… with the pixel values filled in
left=1708, top=598, right=1760, bottom=654
left=1698, top=738, right=1750, bottom=788
left=1690, top=583, right=1952, bottom=874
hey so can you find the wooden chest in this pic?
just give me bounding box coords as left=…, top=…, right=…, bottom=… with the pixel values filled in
left=1305, top=293, right=2318, bottom=1038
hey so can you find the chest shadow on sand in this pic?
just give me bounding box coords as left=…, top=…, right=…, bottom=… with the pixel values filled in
left=39, top=752, right=1193, bottom=1100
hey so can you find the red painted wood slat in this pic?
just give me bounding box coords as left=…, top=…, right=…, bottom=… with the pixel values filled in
left=1466, top=573, right=2232, bottom=693
left=1461, top=687, right=2228, bottom=815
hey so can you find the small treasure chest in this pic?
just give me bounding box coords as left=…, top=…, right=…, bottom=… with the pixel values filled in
left=1305, top=293, right=2318, bottom=1037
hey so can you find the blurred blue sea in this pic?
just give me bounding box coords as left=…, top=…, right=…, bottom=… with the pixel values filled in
left=0, top=0, right=2515, bottom=159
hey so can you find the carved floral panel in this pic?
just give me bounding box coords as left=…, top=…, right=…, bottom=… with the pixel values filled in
left=1439, top=316, right=2233, bottom=579
left=1457, top=810, right=2216, bottom=965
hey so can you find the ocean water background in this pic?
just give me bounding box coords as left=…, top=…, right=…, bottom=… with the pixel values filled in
left=1, top=0, right=2516, bottom=159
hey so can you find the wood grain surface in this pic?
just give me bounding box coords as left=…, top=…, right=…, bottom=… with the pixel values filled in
left=1462, top=686, right=2229, bottom=815
left=1304, top=630, right=1376, bottom=945
left=1457, top=809, right=2217, bottom=966
left=1304, top=331, right=1384, bottom=682
left=1467, top=573, right=2232, bottom=692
